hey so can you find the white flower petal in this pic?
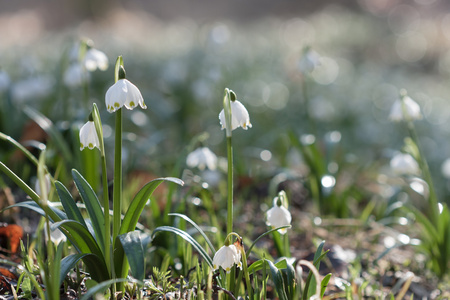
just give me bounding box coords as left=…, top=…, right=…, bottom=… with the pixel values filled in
left=212, top=245, right=241, bottom=273
left=79, top=121, right=100, bottom=151
left=219, top=100, right=251, bottom=132
left=84, top=48, right=109, bottom=71
left=105, top=79, right=146, bottom=113
left=266, top=205, right=292, bottom=235
left=390, top=153, right=420, bottom=175
left=389, top=96, right=422, bottom=122
left=186, top=147, right=217, bottom=171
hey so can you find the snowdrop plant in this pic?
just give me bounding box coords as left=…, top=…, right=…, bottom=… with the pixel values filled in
left=266, top=191, right=292, bottom=235
left=390, top=90, right=450, bottom=277
left=219, top=88, right=251, bottom=235
left=266, top=190, right=292, bottom=258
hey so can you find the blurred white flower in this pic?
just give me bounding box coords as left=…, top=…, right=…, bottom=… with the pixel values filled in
left=0, top=70, right=11, bottom=92
left=298, top=48, right=320, bottom=74
left=79, top=121, right=100, bottom=151
left=389, top=94, right=422, bottom=122
left=35, top=174, right=51, bottom=198
left=390, top=153, right=420, bottom=175
left=63, top=63, right=90, bottom=88
left=11, top=76, right=54, bottom=102
left=45, top=227, right=67, bottom=245
left=212, top=244, right=242, bottom=273
left=266, top=191, right=292, bottom=234
left=105, top=79, right=147, bottom=113
left=219, top=100, right=252, bottom=131
left=84, top=48, right=108, bottom=71
left=186, top=147, right=217, bottom=171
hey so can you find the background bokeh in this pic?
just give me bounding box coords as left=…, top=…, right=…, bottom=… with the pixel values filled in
left=3, top=0, right=450, bottom=199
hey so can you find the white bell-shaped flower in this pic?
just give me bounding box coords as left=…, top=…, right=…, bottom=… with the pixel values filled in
left=389, top=94, right=422, bottom=122
left=84, top=48, right=109, bottom=71
left=105, top=79, right=147, bottom=113
left=186, top=147, right=217, bottom=171
left=79, top=121, right=100, bottom=151
left=266, top=192, right=292, bottom=235
left=390, top=152, right=420, bottom=175
left=212, top=244, right=242, bottom=273
left=219, top=100, right=252, bottom=132
left=63, top=63, right=90, bottom=88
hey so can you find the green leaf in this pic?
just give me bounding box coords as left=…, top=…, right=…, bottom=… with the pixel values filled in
left=80, top=278, right=141, bottom=300
left=118, top=231, right=145, bottom=281
left=120, top=177, right=184, bottom=235
left=55, top=181, right=87, bottom=227
left=152, top=226, right=213, bottom=268
left=52, top=220, right=109, bottom=282
left=266, top=259, right=288, bottom=300
left=72, top=169, right=105, bottom=253
left=59, top=253, right=93, bottom=286
left=3, top=201, right=66, bottom=222
left=321, top=273, right=332, bottom=297
left=169, top=213, right=216, bottom=253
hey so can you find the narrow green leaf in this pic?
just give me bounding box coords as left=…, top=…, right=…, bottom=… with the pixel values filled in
left=321, top=273, right=332, bottom=297
left=3, top=201, right=66, bottom=222
left=152, top=226, right=213, bottom=268
left=52, top=220, right=109, bottom=282
left=59, top=253, right=92, bottom=286
left=247, top=225, right=291, bottom=256
left=55, top=181, right=87, bottom=227
left=169, top=213, right=216, bottom=253
left=120, top=177, right=184, bottom=235
left=72, top=169, right=105, bottom=253
left=118, top=231, right=145, bottom=281
left=266, top=259, right=288, bottom=300
left=80, top=278, right=141, bottom=300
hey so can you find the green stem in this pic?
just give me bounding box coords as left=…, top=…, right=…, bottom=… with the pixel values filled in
left=113, top=108, right=123, bottom=240
left=284, top=233, right=290, bottom=258
left=227, top=136, right=233, bottom=235
left=101, top=153, right=111, bottom=276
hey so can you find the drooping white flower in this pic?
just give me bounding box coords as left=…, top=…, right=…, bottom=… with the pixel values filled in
left=79, top=121, right=100, bottom=151
left=84, top=48, right=109, bottom=71
left=266, top=192, right=292, bottom=235
left=389, top=94, right=422, bottom=122
left=390, top=152, right=420, bottom=175
left=219, top=100, right=252, bottom=132
left=45, top=227, right=67, bottom=245
left=105, top=79, right=147, bottom=113
left=212, top=244, right=242, bottom=273
left=63, top=63, right=90, bottom=88
left=186, top=147, right=217, bottom=171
